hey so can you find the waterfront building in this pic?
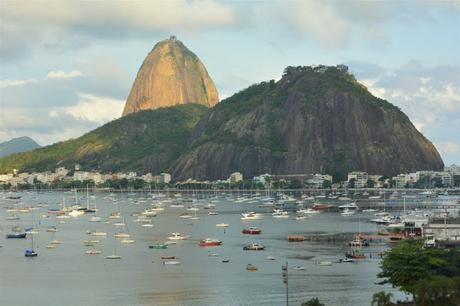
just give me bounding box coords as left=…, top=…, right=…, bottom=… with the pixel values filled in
left=306, top=174, right=333, bottom=188
left=160, top=173, right=171, bottom=184
left=253, top=173, right=271, bottom=185
left=229, top=172, right=243, bottom=183
left=424, top=215, right=460, bottom=249
left=347, top=171, right=368, bottom=188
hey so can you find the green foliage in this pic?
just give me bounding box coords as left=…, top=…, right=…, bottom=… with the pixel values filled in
left=378, top=239, right=460, bottom=305
left=302, top=297, right=325, bottom=306
left=322, top=180, right=332, bottom=189
left=0, top=104, right=208, bottom=174
left=288, top=179, right=303, bottom=189
left=371, top=291, right=394, bottom=306
left=323, top=151, right=349, bottom=182
left=366, top=179, right=375, bottom=188
left=348, top=178, right=356, bottom=188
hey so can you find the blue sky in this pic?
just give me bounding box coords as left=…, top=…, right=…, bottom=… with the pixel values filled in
left=0, top=0, right=459, bottom=166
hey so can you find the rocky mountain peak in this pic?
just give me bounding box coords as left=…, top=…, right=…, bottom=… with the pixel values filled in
left=122, top=36, right=219, bottom=116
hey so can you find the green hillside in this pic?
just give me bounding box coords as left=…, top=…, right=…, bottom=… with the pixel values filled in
left=0, top=104, right=208, bottom=174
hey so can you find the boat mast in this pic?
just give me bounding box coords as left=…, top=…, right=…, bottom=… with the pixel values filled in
left=86, top=184, right=90, bottom=210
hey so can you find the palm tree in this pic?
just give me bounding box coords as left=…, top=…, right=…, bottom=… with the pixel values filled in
left=371, top=291, right=394, bottom=306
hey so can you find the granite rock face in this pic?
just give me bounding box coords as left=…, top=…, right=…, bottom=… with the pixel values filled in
left=122, top=36, right=219, bottom=116
left=171, top=66, right=444, bottom=180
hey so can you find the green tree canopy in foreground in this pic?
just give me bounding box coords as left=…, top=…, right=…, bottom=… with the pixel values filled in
left=378, top=239, right=460, bottom=306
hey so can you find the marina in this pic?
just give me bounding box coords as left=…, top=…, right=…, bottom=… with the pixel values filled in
left=0, top=189, right=458, bottom=305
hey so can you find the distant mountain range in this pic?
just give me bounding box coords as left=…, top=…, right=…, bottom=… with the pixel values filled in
left=0, top=136, right=41, bottom=158
left=0, top=38, right=444, bottom=180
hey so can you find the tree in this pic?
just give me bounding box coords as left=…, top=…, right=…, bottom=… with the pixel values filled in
left=371, top=291, right=394, bottom=306
left=288, top=179, right=302, bottom=189
left=322, top=180, right=332, bottom=189
left=302, top=297, right=325, bottom=306
left=378, top=239, right=460, bottom=305
left=366, top=179, right=375, bottom=188
left=348, top=178, right=356, bottom=188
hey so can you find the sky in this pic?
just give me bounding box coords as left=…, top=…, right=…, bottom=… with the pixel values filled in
left=0, top=0, right=459, bottom=166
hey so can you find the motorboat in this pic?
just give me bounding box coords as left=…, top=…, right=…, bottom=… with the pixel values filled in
left=208, top=212, right=218, bottom=215
left=318, top=261, right=333, bottom=266
left=370, top=215, right=394, bottom=225
left=83, top=240, right=100, bottom=246
left=90, top=231, right=107, bottom=237
left=120, top=239, right=135, bottom=244
left=105, top=255, right=122, bottom=259
left=298, top=208, right=320, bottom=215
left=203, top=203, right=216, bottom=209
left=312, top=203, right=335, bottom=211
left=24, top=248, right=38, bottom=257
left=149, top=243, right=168, bottom=249
left=341, top=209, right=355, bottom=216
left=246, top=264, right=258, bottom=271
left=293, top=266, right=306, bottom=271
left=167, top=233, right=189, bottom=240
left=272, top=209, right=289, bottom=218
left=241, top=227, right=262, bottom=235
left=199, top=238, right=223, bottom=247
left=141, top=209, right=157, bottom=217
left=6, top=232, right=27, bottom=239
left=85, top=250, right=101, bottom=255
left=216, top=223, right=229, bottom=228
left=69, top=209, right=85, bottom=218
left=266, top=256, right=276, bottom=260
left=163, top=260, right=181, bottom=265
left=348, top=237, right=369, bottom=247
left=339, top=202, right=358, bottom=210
left=243, top=243, right=265, bottom=251
left=241, top=212, right=263, bottom=220
left=113, top=233, right=130, bottom=238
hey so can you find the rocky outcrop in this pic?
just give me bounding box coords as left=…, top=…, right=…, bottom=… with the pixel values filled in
left=122, top=36, right=219, bottom=116
left=171, top=65, right=444, bottom=180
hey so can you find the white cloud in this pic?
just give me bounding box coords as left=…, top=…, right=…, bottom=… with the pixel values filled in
left=47, top=70, right=83, bottom=79
left=279, top=1, right=350, bottom=48
left=0, top=78, right=37, bottom=88
left=0, top=0, right=236, bottom=60
left=50, top=93, right=125, bottom=124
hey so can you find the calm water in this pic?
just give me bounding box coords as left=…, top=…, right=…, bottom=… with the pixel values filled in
left=1, top=190, right=449, bottom=306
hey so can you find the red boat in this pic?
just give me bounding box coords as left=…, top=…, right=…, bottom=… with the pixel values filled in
left=242, top=227, right=262, bottom=235
left=199, top=238, right=223, bottom=247
left=312, top=203, right=334, bottom=211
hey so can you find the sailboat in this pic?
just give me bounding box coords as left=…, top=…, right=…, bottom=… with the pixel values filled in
left=88, top=197, right=101, bottom=222
left=25, top=234, right=38, bottom=257
left=81, top=185, right=97, bottom=213
left=105, top=238, right=121, bottom=259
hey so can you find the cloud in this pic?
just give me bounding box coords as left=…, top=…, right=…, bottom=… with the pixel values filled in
left=51, top=93, right=125, bottom=124
left=47, top=70, right=83, bottom=79
left=1, top=0, right=236, bottom=60
left=278, top=1, right=350, bottom=48
left=0, top=78, right=37, bottom=88
left=349, top=61, right=460, bottom=164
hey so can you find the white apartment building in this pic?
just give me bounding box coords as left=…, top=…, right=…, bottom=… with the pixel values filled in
left=347, top=171, right=368, bottom=188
